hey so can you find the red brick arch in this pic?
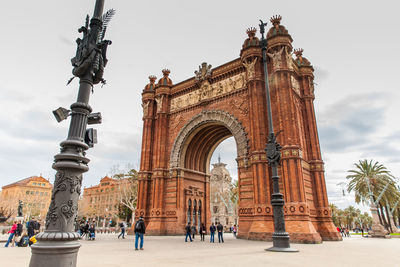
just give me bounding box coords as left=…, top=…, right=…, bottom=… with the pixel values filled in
left=136, top=20, right=341, bottom=243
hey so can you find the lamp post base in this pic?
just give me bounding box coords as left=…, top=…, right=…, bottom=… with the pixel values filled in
left=29, top=238, right=81, bottom=267
left=265, top=233, right=299, bottom=253
left=265, top=247, right=299, bottom=252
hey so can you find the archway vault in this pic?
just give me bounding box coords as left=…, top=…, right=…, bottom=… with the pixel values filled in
left=170, top=110, right=249, bottom=173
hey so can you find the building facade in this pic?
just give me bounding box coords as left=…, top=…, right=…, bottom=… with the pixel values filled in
left=210, top=157, right=238, bottom=228
left=80, top=176, right=131, bottom=226
left=0, top=176, right=52, bottom=221
left=136, top=15, right=341, bottom=243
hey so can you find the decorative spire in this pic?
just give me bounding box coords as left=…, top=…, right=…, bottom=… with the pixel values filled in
left=246, top=27, right=257, bottom=38
left=149, top=75, right=157, bottom=83
left=162, top=69, right=170, bottom=77
left=270, top=15, right=282, bottom=26
left=294, top=48, right=304, bottom=58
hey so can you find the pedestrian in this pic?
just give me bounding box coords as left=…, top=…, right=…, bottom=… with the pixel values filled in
left=346, top=228, right=350, bottom=237
left=118, top=221, right=126, bottom=239
left=209, top=223, right=216, bottom=243
left=27, top=217, right=37, bottom=238
left=134, top=216, right=146, bottom=250
left=185, top=222, right=193, bottom=242
left=191, top=224, right=196, bottom=240
left=217, top=222, right=224, bottom=243
left=89, top=222, right=96, bottom=240
left=233, top=224, right=237, bottom=238
left=5, top=221, right=18, bottom=247
left=199, top=223, right=206, bottom=241
left=340, top=227, right=344, bottom=237
left=361, top=227, right=364, bottom=237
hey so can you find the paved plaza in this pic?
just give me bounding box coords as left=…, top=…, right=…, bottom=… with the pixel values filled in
left=1, top=233, right=399, bottom=266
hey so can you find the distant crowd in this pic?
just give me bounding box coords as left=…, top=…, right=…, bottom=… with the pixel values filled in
left=4, top=217, right=41, bottom=247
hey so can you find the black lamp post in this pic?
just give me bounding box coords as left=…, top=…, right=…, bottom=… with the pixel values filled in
left=29, top=1, right=114, bottom=266
left=259, top=19, right=298, bottom=253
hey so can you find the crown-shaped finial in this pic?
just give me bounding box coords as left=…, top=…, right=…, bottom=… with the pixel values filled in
left=162, top=69, right=170, bottom=77
left=149, top=75, right=157, bottom=83
left=246, top=27, right=257, bottom=37
left=294, top=48, right=304, bottom=58
left=270, top=15, right=282, bottom=26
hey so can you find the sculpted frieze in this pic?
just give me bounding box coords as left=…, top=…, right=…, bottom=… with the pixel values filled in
left=171, top=73, right=246, bottom=111
left=291, top=76, right=300, bottom=96
left=170, top=73, right=246, bottom=112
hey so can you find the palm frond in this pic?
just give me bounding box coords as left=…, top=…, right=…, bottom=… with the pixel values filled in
left=99, top=9, right=116, bottom=41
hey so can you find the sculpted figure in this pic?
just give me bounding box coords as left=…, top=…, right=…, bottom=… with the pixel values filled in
left=217, top=82, right=224, bottom=95
left=285, top=46, right=293, bottom=70
left=243, top=58, right=257, bottom=79
left=267, top=46, right=284, bottom=69
left=142, top=100, right=150, bottom=116
left=155, top=95, right=164, bottom=112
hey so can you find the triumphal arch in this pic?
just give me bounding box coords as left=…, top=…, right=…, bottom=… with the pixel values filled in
left=136, top=16, right=341, bottom=243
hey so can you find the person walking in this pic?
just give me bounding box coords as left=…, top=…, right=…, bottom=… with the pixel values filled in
left=191, top=224, right=196, bottom=240
left=209, top=223, right=216, bottom=243
left=5, top=221, right=17, bottom=247
left=134, top=216, right=146, bottom=250
left=27, top=217, right=37, bottom=238
left=185, top=222, right=193, bottom=242
left=217, top=222, right=224, bottom=243
left=233, top=224, right=237, bottom=238
left=199, top=223, right=206, bottom=241
left=118, top=221, right=126, bottom=239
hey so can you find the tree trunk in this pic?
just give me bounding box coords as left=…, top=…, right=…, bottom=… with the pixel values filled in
left=373, top=196, right=384, bottom=225
left=379, top=204, right=389, bottom=230
left=384, top=205, right=393, bottom=233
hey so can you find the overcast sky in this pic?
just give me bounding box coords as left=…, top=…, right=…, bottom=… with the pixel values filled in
left=1, top=0, right=399, bottom=213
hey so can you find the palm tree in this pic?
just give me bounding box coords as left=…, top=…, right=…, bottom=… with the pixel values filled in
left=346, top=159, right=397, bottom=231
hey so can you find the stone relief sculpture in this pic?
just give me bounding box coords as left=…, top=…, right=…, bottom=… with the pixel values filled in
left=155, top=95, right=164, bottom=112
left=242, top=58, right=257, bottom=79
left=195, top=62, right=212, bottom=82
left=285, top=46, right=293, bottom=70
left=169, top=73, right=247, bottom=112
left=142, top=100, right=150, bottom=116
left=267, top=46, right=284, bottom=69
left=291, top=76, right=300, bottom=95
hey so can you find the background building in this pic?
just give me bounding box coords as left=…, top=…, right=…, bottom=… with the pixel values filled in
left=210, top=156, right=238, bottom=228
left=80, top=176, right=131, bottom=228
left=0, top=176, right=52, bottom=221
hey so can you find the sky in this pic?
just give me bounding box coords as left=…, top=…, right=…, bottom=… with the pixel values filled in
left=0, top=0, right=399, bottom=213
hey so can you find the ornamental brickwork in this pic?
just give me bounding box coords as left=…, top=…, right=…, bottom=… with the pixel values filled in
left=136, top=16, right=341, bottom=243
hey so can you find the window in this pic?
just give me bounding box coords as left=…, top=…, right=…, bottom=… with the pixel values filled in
left=42, top=183, right=45, bottom=186
left=42, top=203, right=45, bottom=208
left=31, top=191, right=34, bottom=195
left=26, top=191, right=29, bottom=195
left=36, top=191, right=39, bottom=195
left=33, top=182, right=37, bottom=185
left=40, top=192, right=44, bottom=196
left=45, top=192, right=48, bottom=196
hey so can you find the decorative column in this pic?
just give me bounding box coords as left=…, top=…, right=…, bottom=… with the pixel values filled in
left=137, top=76, right=157, bottom=220
left=295, top=48, right=342, bottom=241
left=240, top=28, right=270, bottom=238
left=29, top=1, right=114, bottom=266
left=147, top=69, right=172, bottom=234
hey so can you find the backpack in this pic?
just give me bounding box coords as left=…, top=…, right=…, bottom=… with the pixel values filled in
left=34, top=221, right=41, bottom=230
left=135, top=221, right=141, bottom=231
left=119, top=222, right=124, bottom=228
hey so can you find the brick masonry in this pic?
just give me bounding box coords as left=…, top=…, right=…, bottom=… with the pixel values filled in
left=136, top=16, right=342, bottom=243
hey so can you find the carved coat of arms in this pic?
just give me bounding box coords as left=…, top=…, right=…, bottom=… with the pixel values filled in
left=194, top=62, right=212, bottom=82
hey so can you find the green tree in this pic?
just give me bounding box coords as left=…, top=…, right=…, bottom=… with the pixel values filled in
left=346, top=159, right=397, bottom=231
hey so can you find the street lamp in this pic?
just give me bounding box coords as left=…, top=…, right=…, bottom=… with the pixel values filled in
left=29, top=1, right=114, bottom=266
left=259, top=19, right=298, bottom=253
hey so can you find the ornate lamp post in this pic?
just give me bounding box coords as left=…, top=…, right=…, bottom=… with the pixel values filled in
left=29, top=1, right=114, bottom=266
left=259, top=20, right=298, bottom=252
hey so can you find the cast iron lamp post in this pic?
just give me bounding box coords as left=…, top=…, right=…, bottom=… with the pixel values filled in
left=259, top=19, right=298, bottom=252
left=29, top=1, right=114, bottom=266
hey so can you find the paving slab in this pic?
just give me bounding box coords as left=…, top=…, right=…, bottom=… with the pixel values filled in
left=0, top=233, right=399, bottom=266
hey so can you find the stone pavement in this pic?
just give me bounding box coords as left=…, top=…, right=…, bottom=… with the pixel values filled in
left=0, top=233, right=399, bottom=267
